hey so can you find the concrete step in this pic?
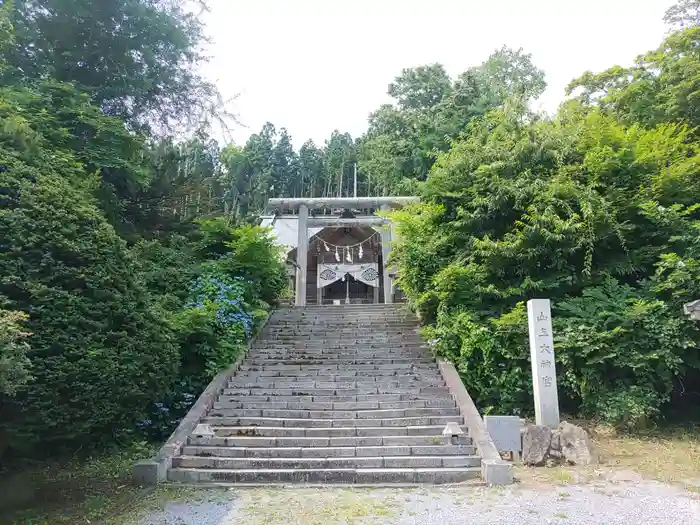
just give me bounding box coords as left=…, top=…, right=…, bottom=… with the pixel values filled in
left=262, top=336, right=422, bottom=342
left=268, top=322, right=419, bottom=328
left=270, top=317, right=415, bottom=323
left=233, top=367, right=442, bottom=381
left=249, top=355, right=432, bottom=362
left=168, top=467, right=481, bottom=484
left=190, top=435, right=472, bottom=448
left=181, top=444, right=476, bottom=458
left=264, top=326, right=414, bottom=332
left=226, top=380, right=446, bottom=389
left=262, top=333, right=417, bottom=339
left=214, top=399, right=456, bottom=411
left=173, top=455, right=481, bottom=470
left=206, top=408, right=460, bottom=419
left=252, top=352, right=430, bottom=360
left=238, top=363, right=436, bottom=371
left=220, top=387, right=452, bottom=397
left=252, top=345, right=429, bottom=351
left=246, top=355, right=435, bottom=369
left=164, top=304, right=484, bottom=486
left=273, top=311, right=410, bottom=318
left=197, top=425, right=450, bottom=438
left=253, top=347, right=429, bottom=355
left=201, top=416, right=463, bottom=428
left=217, top=393, right=455, bottom=404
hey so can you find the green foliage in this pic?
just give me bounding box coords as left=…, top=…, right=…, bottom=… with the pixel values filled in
left=567, top=26, right=700, bottom=132
left=0, top=0, right=290, bottom=470
left=174, top=267, right=260, bottom=386
left=424, top=303, right=531, bottom=415
left=217, top=224, right=288, bottom=307
left=555, top=279, right=692, bottom=428
left=390, top=20, right=700, bottom=424
left=0, top=157, right=179, bottom=454
left=4, top=0, right=215, bottom=131
left=0, top=307, right=32, bottom=396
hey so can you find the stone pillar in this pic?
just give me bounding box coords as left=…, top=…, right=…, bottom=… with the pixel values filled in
left=295, top=204, right=309, bottom=306
left=527, top=299, right=560, bottom=428
left=380, top=205, right=392, bottom=304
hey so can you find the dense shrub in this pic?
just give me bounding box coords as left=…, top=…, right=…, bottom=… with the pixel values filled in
left=174, top=266, right=264, bottom=387
left=392, top=103, right=700, bottom=428
left=137, top=220, right=286, bottom=440
left=0, top=159, right=179, bottom=454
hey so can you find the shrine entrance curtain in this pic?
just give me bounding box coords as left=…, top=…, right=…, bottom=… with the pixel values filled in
left=317, top=263, right=380, bottom=288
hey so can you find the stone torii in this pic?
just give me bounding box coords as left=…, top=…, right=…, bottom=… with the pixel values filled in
left=265, top=197, right=420, bottom=307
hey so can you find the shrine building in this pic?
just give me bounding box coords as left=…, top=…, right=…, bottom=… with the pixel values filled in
left=260, top=196, right=419, bottom=306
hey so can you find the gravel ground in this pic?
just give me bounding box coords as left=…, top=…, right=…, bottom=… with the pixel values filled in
left=123, top=480, right=700, bottom=525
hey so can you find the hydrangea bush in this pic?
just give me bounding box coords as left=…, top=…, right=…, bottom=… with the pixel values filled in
left=139, top=264, right=270, bottom=437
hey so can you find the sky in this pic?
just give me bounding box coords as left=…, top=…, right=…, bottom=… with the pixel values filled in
left=200, top=0, right=677, bottom=147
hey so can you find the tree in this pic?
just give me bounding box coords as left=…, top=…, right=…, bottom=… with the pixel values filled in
left=388, top=64, right=452, bottom=111
left=567, top=26, right=700, bottom=131
left=360, top=48, right=546, bottom=193
left=5, top=0, right=215, bottom=132
left=324, top=131, right=355, bottom=198
left=467, top=46, right=547, bottom=104
left=271, top=128, right=299, bottom=197
left=665, top=0, right=700, bottom=29
left=298, top=140, right=325, bottom=198
left=0, top=80, right=180, bottom=453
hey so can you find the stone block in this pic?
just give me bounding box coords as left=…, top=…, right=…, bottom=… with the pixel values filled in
left=359, top=409, right=403, bottom=419
left=482, top=459, right=514, bottom=486
left=484, top=415, right=522, bottom=453
left=358, top=446, right=411, bottom=457
left=133, top=459, right=166, bottom=485
left=306, top=427, right=355, bottom=437
left=322, top=469, right=358, bottom=483
left=407, top=426, right=441, bottom=436
left=560, top=421, right=594, bottom=465
left=442, top=455, right=480, bottom=467
left=522, top=424, right=552, bottom=466
left=335, top=401, right=378, bottom=410
left=356, top=469, right=414, bottom=484
left=191, top=424, right=215, bottom=446
left=359, top=426, right=404, bottom=437
left=415, top=468, right=479, bottom=484
left=385, top=456, right=441, bottom=468
left=301, top=447, right=356, bottom=458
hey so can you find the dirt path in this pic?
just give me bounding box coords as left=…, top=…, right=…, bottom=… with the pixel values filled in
left=117, top=477, right=699, bottom=525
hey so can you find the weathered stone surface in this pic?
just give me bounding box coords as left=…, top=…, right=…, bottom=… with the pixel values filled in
left=522, top=424, right=552, bottom=466
left=559, top=421, right=594, bottom=465
left=158, top=304, right=491, bottom=485
left=549, top=429, right=562, bottom=458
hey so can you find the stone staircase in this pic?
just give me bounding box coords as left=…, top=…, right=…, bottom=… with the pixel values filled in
left=168, top=304, right=481, bottom=484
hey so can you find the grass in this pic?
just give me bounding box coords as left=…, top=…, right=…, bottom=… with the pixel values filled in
left=517, top=422, right=700, bottom=490
left=589, top=424, right=700, bottom=484
left=237, top=488, right=402, bottom=525
left=0, top=442, right=157, bottom=525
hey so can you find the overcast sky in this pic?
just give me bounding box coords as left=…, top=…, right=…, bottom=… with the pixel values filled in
left=200, top=0, right=676, bottom=147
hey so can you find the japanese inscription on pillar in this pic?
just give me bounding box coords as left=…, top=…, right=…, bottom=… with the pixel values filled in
left=527, top=299, right=560, bottom=428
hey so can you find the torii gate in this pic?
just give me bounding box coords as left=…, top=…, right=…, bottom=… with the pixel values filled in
left=264, top=197, right=420, bottom=306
